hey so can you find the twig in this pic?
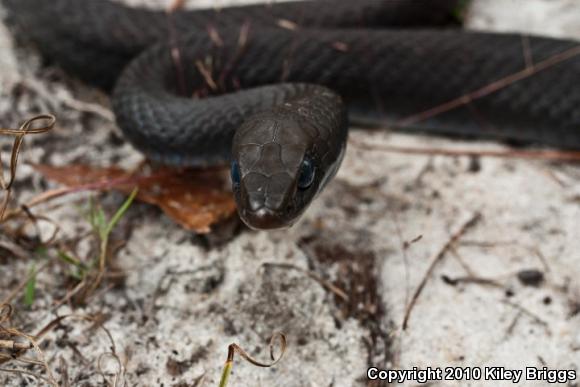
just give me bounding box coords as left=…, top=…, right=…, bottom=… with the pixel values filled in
left=0, top=260, right=50, bottom=307
left=0, top=353, right=45, bottom=366
left=59, top=357, right=70, bottom=387
left=532, top=247, right=550, bottom=272
left=440, top=274, right=503, bottom=288
left=20, top=79, right=114, bottom=122
left=504, top=311, right=522, bottom=337
left=350, top=139, right=580, bottom=162
left=402, top=212, right=481, bottom=330
left=502, top=300, right=551, bottom=335
left=276, top=19, right=298, bottom=30
left=165, top=7, right=187, bottom=96
left=0, top=340, right=33, bottom=351
left=388, top=207, right=413, bottom=311
left=0, top=331, right=57, bottom=385
left=521, top=35, right=534, bottom=70
left=0, top=367, right=57, bottom=386
left=97, top=353, right=124, bottom=387
left=262, top=263, right=349, bottom=302
left=448, top=245, right=476, bottom=276
left=397, top=44, right=580, bottom=126
left=195, top=60, right=218, bottom=91
left=0, top=238, right=29, bottom=260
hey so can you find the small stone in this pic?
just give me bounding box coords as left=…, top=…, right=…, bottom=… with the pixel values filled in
left=517, top=269, right=544, bottom=287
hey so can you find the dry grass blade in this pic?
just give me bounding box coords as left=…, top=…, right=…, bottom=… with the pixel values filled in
left=20, top=79, right=114, bottom=122
left=502, top=300, right=551, bottom=334
left=0, top=304, right=13, bottom=324
left=397, top=44, right=580, bottom=126
left=0, top=367, right=57, bottom=386
left=0, top=115, right=56, bottom=221
left=262, top=262, right=349, bottom=302
left=350, top=139, right=580, bottom=162
left=218, top=332, right=286, bottom=387
left=0, top=115, right=56, bottom=137
left=81, top=188, right=138, bottom=302
left=0, top=261, right=50, bottom=307
left=0, top=304, right=58, bottom=385
left=0, top=353, right=45, bottom=366
left=402, top=212, right=481, bottom=330
left=1, top=308, right=120, bottom=385
left=196, top=60, right=219, bottom=91
left=98, top=353, right=124, bottom=387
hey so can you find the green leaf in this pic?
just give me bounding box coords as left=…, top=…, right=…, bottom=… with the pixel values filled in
left=96, top=207, right=108, bottom=237
left=87, top=197, right=107, bottom=235
left=69, top=268, right=84, bottom=281
left=105, top=188, right=138, bottom=237
left=35, top=246, right=48, bottom=258
left=58, top=250, right=81, bottom=267
left=24, top=264, right=37, bottom=307
left=58, top=251, right=87, bottom=279
left=218, top=361, right=233, bottom=387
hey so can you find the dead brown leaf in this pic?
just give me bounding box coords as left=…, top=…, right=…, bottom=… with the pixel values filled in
left=32, top=164, right=236, bottom=234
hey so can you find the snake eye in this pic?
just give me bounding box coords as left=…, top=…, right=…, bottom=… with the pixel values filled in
left=298, top=157, right=315, bottom=189
left=231, top=160, right=241, bottom=187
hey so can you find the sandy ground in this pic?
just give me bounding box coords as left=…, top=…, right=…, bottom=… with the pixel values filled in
left=0, top=1, right=579, bottom=386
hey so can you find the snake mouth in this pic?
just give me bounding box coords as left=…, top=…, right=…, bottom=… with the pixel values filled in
left=235, top=171, right=298, bottom=230
left=240, top=207, right=291, bottom=230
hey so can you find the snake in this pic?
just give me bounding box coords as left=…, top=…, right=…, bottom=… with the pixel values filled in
left=3, top=0, right=580, bottom=229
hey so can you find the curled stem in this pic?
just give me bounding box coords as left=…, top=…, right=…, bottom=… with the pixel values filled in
left=1, top=114, right=56, bottom=221
left=218, top=332, right=286, bottom=387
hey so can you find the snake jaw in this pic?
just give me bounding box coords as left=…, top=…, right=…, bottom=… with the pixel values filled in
left=239, top=207, right=292, bottom=230
left=234, top=170, right=300, bottom=230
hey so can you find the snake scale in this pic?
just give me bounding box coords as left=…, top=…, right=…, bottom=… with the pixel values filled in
left=3, top=0, right=580, bottom=229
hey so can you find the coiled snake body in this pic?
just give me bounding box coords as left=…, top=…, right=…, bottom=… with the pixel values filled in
left=4, top=0, right=580, bottom=229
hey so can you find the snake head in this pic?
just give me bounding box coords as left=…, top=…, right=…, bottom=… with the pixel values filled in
left=230, top=114, right=322, bottom=230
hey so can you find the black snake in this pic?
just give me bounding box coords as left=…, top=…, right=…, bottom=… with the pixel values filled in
left=3, top=0, right=580, bottom=229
